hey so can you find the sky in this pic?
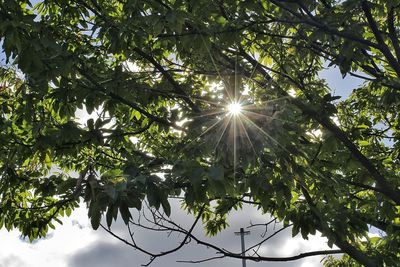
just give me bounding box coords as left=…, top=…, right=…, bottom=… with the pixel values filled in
left=0, top=13, right=367, bottom=266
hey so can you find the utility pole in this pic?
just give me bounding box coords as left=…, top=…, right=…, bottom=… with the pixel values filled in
left=234, top=228, right=250, bottom=267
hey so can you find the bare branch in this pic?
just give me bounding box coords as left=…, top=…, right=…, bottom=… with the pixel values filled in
left=246, top=224, right=293, bottom=256
left=110, top=204, right=342, bottom=265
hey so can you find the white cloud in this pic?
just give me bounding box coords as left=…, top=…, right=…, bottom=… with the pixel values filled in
left=0, top=205, right=96, bottom=267
left=0, top=201, right=335, bottom=267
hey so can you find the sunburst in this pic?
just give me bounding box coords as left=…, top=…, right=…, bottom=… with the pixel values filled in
left=170, top=34, right=299, bottom=187
left=227, top=102, right=242, bottom=115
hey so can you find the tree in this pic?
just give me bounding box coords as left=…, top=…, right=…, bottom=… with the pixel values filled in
left=1, top=0, right=399, bottom=266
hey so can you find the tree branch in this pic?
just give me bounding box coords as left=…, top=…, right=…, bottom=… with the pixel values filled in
left=361, top=0, right=400, bottom=77
left=178, top=249, right=342, bottom=263
left=299, top=186, right=379, bottom=267
left=132, top=48, right=201, bottom=113
left=269, top=0, right=380, bottom=49
left=76, top=0, right=201, bottom=113
left=77, top=67, right=184, bottom=131
left=387, top=6, right=400, bottom=61
left=239, top=50, right=400, bottom=205
left=148, top=207, right=343, bottom=263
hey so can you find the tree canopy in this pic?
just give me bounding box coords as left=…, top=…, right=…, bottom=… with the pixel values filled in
left=1, top=0, right=400, bottom=266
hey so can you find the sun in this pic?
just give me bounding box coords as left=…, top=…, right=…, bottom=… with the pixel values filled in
left=227, top=102, right=242, bottom=115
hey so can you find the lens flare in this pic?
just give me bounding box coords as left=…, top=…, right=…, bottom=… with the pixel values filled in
left=227, top=102, right=242, bottom=115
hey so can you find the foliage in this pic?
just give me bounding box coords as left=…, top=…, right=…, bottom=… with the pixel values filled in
left=1, top=0, right=400, bottom=265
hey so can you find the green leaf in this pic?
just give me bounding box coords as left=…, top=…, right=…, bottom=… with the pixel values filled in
left=90, top=209, right=101, bottom=230
left=358, top=140, right=369, bottom=146
left=87, top=118, right=95, bottom=131
left=106, top=205, right=114, bottom=228
left=161, top=198, right=171, bottom=217
left=216, top=16, right=227, bottom=25
left=119, top=203, right=131, bottom=225
left=292, top=224, right=300, bottom=237
left=131, top=110, right=141, bottom=120
left=65, top=207, right=72, bottom=217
